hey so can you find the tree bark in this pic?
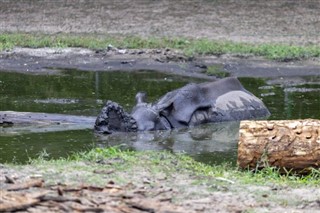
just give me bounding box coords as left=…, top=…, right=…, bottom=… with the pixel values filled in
left=237, top=119, right=320, bottom=173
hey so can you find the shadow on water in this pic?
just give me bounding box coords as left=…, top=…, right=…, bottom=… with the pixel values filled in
left=0, top=70, right=319, bottom=165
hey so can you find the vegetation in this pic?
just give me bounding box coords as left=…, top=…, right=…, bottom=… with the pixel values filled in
left=205, top=65, right=230, bottom=78
left=26, top=147, right=320, bottom=187
left=1, top=33, right=320, bottom=61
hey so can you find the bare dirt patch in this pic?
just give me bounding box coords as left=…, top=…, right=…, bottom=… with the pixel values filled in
left=1, top=158, right=320, bottom=213
left=1, top=0, right=319, bottom=77
left=1, top=47, right=320, bottom=79
left=1, top=0, right=319, bottom=45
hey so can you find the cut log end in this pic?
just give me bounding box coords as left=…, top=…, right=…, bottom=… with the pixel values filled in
left=237, top=119, right=320, bottom=173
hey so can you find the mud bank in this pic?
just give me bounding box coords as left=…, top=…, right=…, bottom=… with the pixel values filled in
left=1, top=47, right=319, bottom=79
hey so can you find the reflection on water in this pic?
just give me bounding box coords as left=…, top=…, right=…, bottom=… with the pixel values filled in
left=0, top=70, right=200, bottom=115
left=97, top=122, right=239, bottom=165
left=0, top=70, right=319, bottom=164
left=259, top=76, right=320, bottom=120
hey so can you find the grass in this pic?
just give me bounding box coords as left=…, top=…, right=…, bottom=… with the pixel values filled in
left=25, top=147, right=320, bottom=187
left=1, top=33, right=320, bottom=61
left=4, top=147, right=318, bottom=211
left=205, top=65, right=230, bottom=78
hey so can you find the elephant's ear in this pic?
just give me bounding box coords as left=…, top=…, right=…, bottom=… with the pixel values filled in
left=153, top=83, right=211, bottom=124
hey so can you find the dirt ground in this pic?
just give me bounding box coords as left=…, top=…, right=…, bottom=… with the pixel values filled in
left=0, top=1, right=320, bottom=212
left=0, top=0, right=320, bottom=78
left=1, top=156, right=320, bottom=213
left=1, top=0, right=320, bottom=45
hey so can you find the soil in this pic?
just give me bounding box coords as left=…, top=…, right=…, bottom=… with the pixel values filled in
left=0, top=1, right=320, bottom=212
left=1, top=156, right=320, bottom=213
left=1, top=0, right=320, bottom=45
left=1, top=0, right=320, bottom=78
left=1, top=46, right=320, bottom=79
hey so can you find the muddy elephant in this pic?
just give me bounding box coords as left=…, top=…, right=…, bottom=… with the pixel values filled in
left=94, top=77, right=270, bottom=134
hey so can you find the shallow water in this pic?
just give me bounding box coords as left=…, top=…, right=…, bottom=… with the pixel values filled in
left=0, top=70, right=319, bottom=164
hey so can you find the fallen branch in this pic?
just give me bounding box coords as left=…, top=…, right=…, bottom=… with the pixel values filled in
left=7, top=179, right=44, bottom=191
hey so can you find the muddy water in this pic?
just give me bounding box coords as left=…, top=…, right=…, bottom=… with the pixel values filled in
left=0, top=70, right=319, bottom=164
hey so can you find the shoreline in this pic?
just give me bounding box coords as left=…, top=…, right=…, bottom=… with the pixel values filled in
left=1, top=47, right=319, bottom=79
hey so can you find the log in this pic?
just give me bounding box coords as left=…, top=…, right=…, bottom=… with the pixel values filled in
left=0, top=111, right=96, bottom=134
left=237, top=119, right=320, bottom=173
left=0, top=111, right=96, bottom=125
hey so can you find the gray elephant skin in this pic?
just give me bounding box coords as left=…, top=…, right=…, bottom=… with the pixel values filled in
left=94, top=77, right=270, bottom=134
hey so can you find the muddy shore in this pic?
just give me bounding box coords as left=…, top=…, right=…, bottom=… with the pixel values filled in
left=1, top=47, right=319, bottom=79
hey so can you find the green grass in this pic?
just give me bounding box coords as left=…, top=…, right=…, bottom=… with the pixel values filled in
left=1, top=33, right=319, bottom=61
left=27, top=147, right=320, bottom=187
left=205, top=65, right=230, bottom=78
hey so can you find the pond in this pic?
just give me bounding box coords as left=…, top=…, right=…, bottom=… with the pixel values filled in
left=0, top=70, right=319, bottom=164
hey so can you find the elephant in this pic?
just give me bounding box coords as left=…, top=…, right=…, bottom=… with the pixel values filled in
left=94, top=77, right=270, bottom=134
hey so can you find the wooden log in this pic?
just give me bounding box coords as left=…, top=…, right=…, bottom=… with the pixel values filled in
left=0, top=111, right=96, bottom=125
left=237, top=119, right=320, bottom=173
left=0, top=111, right=96, bottom=134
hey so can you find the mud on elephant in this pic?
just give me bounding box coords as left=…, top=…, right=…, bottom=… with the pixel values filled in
left=94, top=77, right=270, bottom=134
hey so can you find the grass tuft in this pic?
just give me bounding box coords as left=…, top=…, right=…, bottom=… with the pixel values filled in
left=205, top=65, right=230, bottom=78
left=1, top=33, right=319, bottom=61
left=53, top=148, right=320, bottom=185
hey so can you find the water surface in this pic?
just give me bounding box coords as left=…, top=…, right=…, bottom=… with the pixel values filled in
left=0, top=70, right=319, bottom=164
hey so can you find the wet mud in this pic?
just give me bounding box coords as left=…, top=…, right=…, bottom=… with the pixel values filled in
left=1, top=47, right=319, bottom=79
